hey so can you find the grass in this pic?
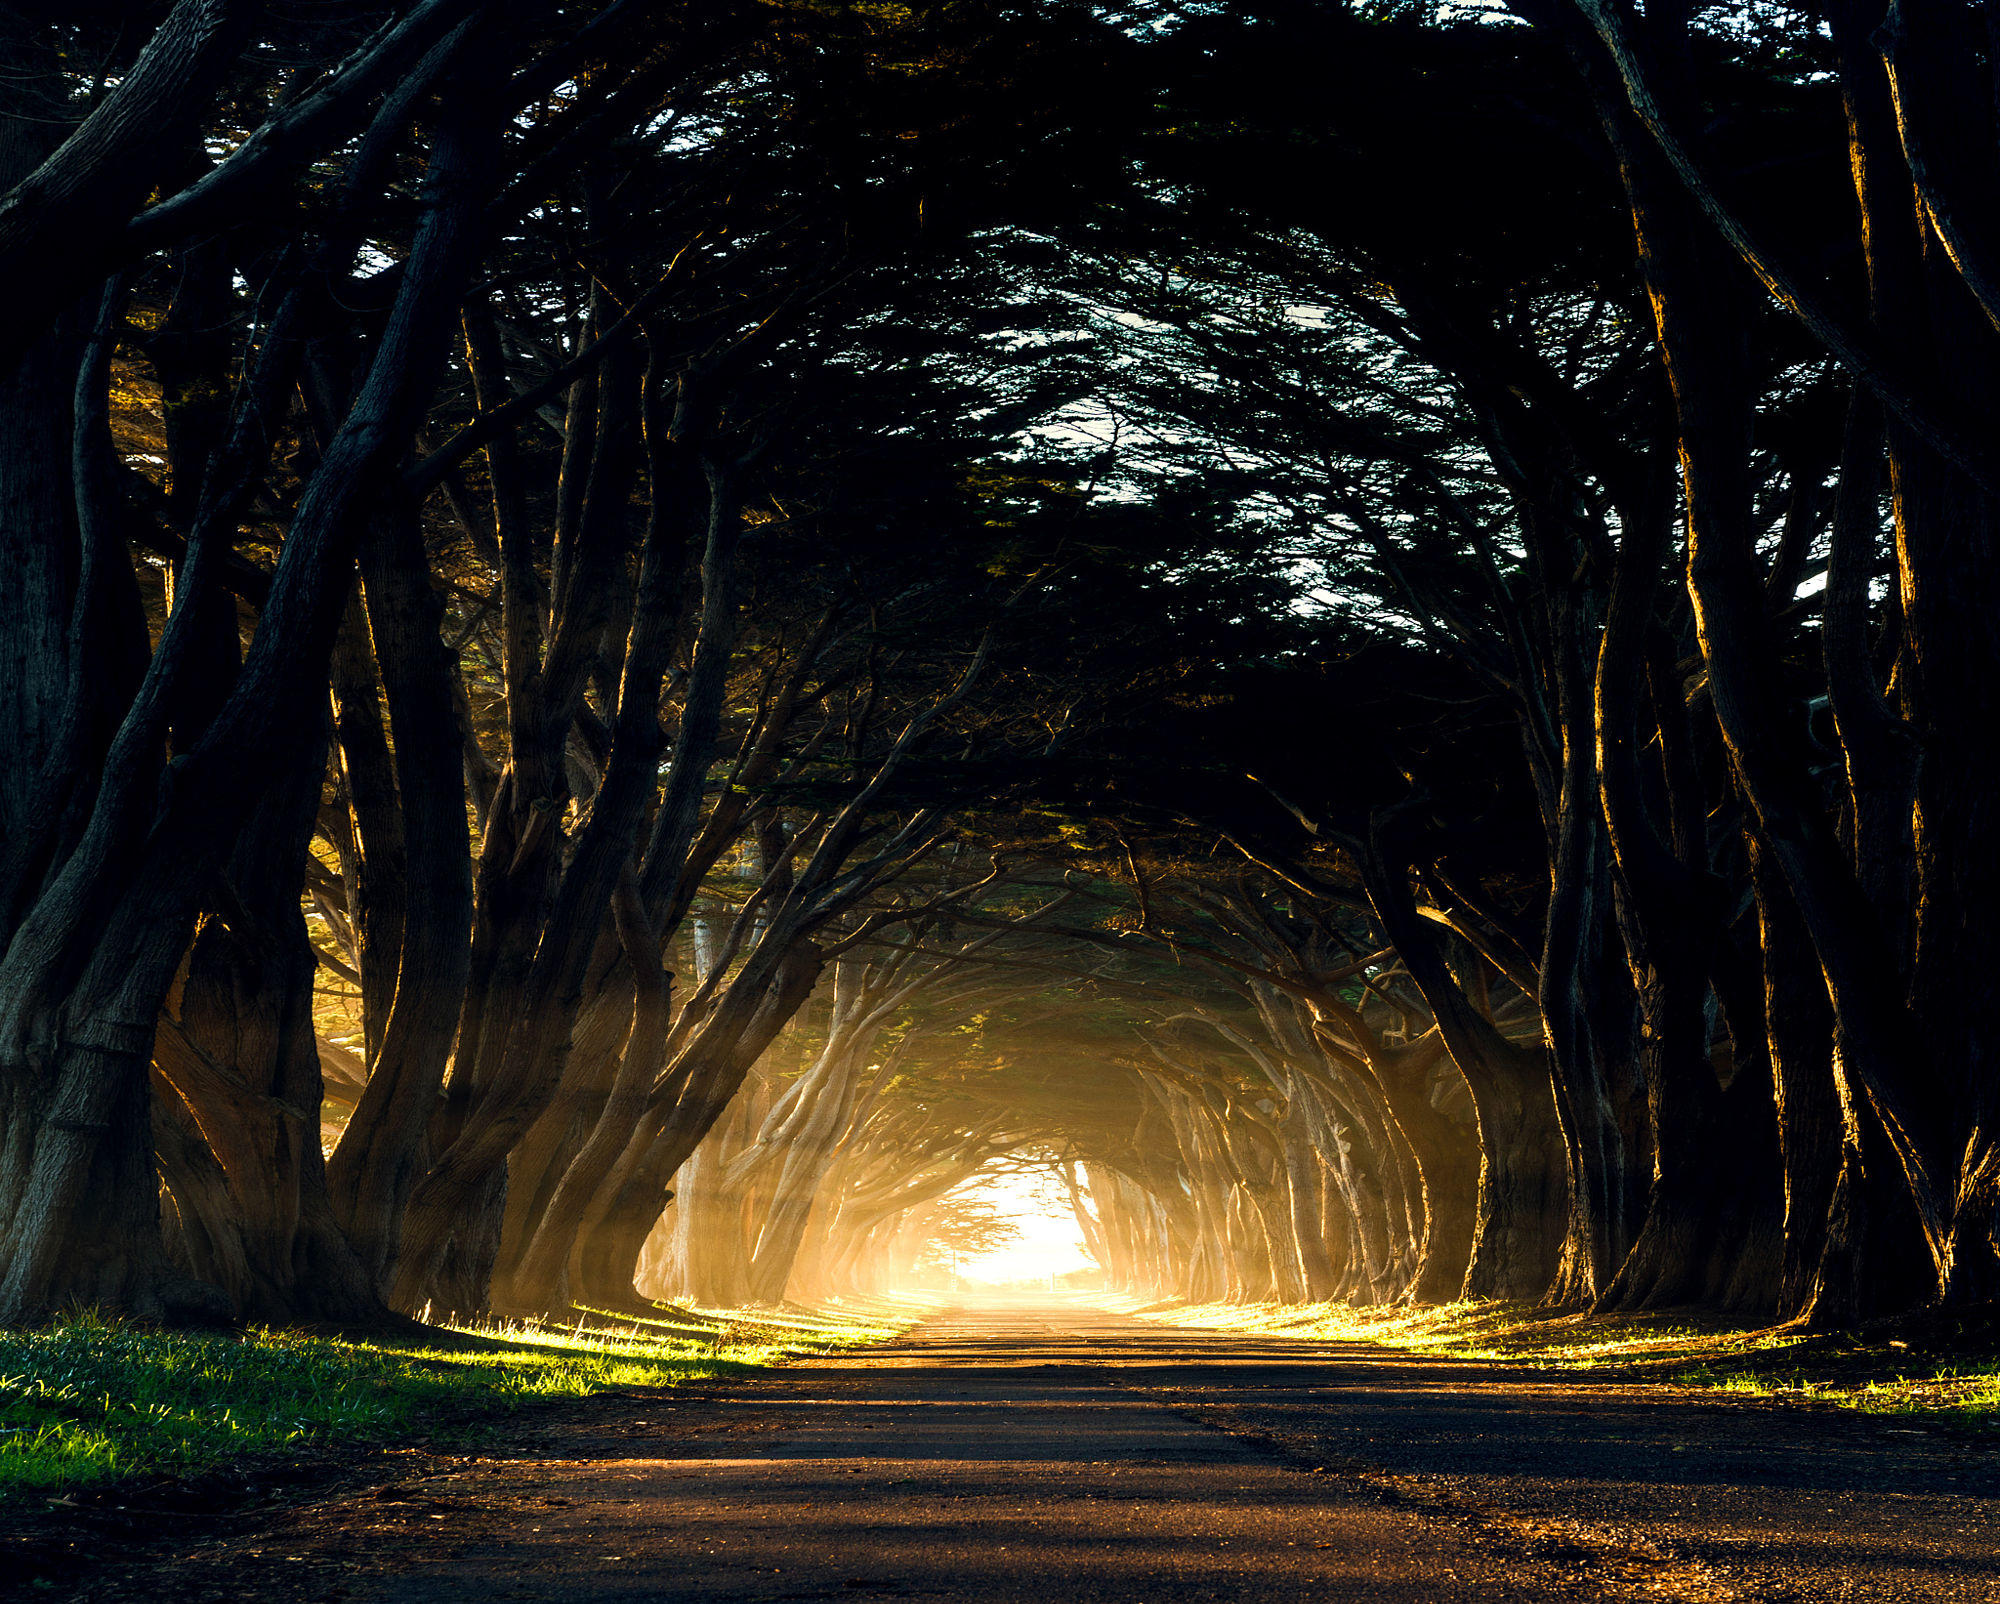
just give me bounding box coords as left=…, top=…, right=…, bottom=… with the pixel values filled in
left=1677, top=1357, right=2000, bottom=1422
left=1117, top=1294, right=2000, bottom=1429
left=0, top=1294, right=927, bottom=1503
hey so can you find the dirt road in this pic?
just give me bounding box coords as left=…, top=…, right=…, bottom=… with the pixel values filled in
left=64, top=1296, right=2000, bottom=1602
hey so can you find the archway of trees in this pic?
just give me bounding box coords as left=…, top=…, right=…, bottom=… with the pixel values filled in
left=1, top=0, right=1996, bottom=1336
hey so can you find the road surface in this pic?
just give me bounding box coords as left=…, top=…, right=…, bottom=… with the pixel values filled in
left=65, top=1296, right=2000, bottom=1602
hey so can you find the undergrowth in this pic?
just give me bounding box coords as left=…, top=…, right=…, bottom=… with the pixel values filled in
left=0, top=1295, right=924, bottom=1501
left=1121, top=1294, right=2000, bottom=1429
left=1677, top=1358, right=2000, bottom=1422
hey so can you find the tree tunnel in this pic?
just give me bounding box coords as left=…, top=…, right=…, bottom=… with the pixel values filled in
left=625, top=863, right=1501, bottom=1315
left=2, top=0, right=1995, bottom=1338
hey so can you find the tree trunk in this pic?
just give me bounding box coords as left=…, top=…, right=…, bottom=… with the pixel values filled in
left=1361, top=821, right=1565, bottom=1298
left=325, top=500, right=475, bottom=1286
left=0, top=97, right=494, bottom=1325
left=0, top=17, right=80, bottom=869
left=152, top=728, right=386, bottom=1325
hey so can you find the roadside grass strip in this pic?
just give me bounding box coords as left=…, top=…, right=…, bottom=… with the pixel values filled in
left=621, top=1291, right=940, bottom=1351
left=1124, top=1296, right=2000, bottom=1429
left=1679, top=1360, right=2000, bottom=1423
left=0, top=1300, right=914, bottom=1501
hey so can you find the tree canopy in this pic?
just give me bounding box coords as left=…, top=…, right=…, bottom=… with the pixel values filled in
left=0, top=0, right=1995, bottom=1331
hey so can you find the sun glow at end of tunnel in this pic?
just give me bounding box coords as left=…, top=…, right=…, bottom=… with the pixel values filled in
left=946, top=1168, right=1096, bottom=1287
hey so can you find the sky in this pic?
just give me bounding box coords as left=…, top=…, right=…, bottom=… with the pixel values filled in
left=950, top=1168, right=1095, bottom=1285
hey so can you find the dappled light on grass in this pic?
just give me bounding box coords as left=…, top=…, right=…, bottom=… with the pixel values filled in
left=1682, top=1361, right=2000, bottom=1423
left=0, top=1302, right=916, bottom=1501
left=1125, top=1294, right=1816, bottom=1362
left=586, top=1293, right=939, bottom=1349
left=1131, top=1298, right=2000, bottom=1428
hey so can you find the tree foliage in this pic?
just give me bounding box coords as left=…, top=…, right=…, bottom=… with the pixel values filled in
left=0, top=0, right=1995, bottom=1331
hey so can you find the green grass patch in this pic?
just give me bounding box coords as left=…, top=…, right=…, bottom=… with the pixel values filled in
left=1675, top=1357, right=2000, bottom=1424
left=604, top=1292, right=937, bottom=1352
left=1119, top=1294, right=2000, bottom=1429
left=0, top=1297, right=921, bottom=1503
